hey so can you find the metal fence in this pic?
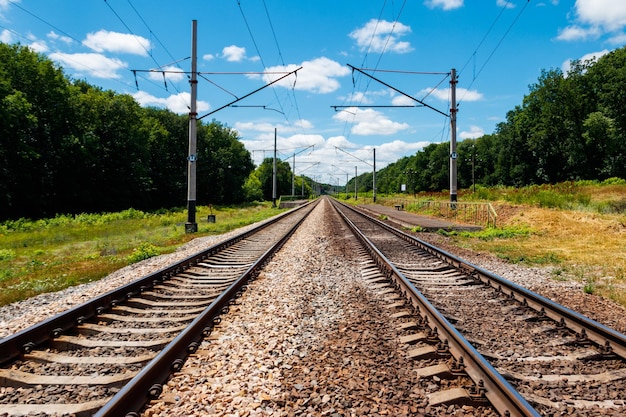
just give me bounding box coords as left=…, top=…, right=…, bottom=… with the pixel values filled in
left=377, top=198, right=498, bottom=228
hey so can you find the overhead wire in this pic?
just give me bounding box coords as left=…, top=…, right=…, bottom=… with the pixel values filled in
left=7, top=0, right=82, bottom=44
left=126, top=0, right=185, bottom=74
left=235, top=0, right=298, bottom=137
left=458, top=0, right=531, bottom=105
left=262, top=0, right=304, bottom=129
left=5, top=1, right=140, bottom=92
left=343, top=0, right=412, bottom=141
left=339, top=0, right=389, bottom=139
left=103, top=0, right=189, bottom=109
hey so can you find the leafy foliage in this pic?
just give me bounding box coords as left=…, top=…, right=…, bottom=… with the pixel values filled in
left=127, top=242, right=161, bottom=264
left=349, top=47, right=626, bottom=196
left=0, top=44, right=255, bottom=221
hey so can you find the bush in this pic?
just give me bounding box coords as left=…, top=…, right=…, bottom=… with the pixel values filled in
left=602, top=177, right=626, bottom=185
left=0, top=249, right=16, bottom=261
left=127, top=242, right=160, bottom=264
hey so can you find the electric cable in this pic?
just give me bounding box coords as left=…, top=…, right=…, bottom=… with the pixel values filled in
left=261, top=0, right=304, bottom=130
left=458, top=0, right=530, bottom=105
left=103, top=0, right=187, bottom=108
left=7, top=0, right=82, bottom=44
left=236, top=0, right=298, bottom=137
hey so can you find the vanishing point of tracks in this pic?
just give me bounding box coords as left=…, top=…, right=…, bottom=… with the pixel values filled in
left=1, top=196, right=625, bottom=416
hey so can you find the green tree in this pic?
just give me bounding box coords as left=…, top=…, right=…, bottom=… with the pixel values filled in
left=243, top=172, right=264, bottom=201
left=253, top=158, right=293, bottom=201
left=0, top=43, right=78, bottom=218
left=140, top=107, right=188, bottom=208
left=196, top=120, right=254, bottom=205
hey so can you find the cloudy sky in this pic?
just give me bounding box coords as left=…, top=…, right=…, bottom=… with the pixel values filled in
left=1, top=0, right=624, bottom=183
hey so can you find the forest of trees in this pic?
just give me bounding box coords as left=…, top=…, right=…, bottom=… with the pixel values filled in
left=360, top=47, right=626, bottom=195
left=0, top=43, right=261, bottom=220
left=3, top=42, right=626, bottom=220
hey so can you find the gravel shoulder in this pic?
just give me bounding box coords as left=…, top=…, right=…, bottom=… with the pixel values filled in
left=2, top=204, right=625, bottom=346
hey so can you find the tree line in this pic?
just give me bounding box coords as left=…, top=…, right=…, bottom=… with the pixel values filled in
left=1, top=43, right=264, bottom=221
left=4, top=42, right=626, bottom=220
left=352, top=47, right=626, bottom=195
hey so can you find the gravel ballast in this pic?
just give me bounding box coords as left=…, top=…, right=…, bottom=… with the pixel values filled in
left=1, top=200, right=625, bottom=416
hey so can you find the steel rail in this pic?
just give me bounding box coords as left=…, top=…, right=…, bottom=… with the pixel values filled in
left=331, top=199, right=540, bottom=417
left=94, top=200, right=317, bottom=417
left=0, top=201, right=313, bottom=366
left=344, top=201, right=626, bottom=360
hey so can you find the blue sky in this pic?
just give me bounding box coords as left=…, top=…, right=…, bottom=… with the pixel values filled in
left=1, top=0, right=625, bottom=184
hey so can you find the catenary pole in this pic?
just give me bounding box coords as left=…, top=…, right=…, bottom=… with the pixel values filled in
left=373, top=148, right=376, bottom=203
left=449, top=68, right=458, bottom=203
left=272, top=128, right=277, bottom=208
left=354, top=166, right=357, bottom=200
left=185, top=20, right=198, bottom=233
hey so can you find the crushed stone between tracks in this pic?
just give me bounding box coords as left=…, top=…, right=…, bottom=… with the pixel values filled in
left=141, top=199, right=495, bottom=416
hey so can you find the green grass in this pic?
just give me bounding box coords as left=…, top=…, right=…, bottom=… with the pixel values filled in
left=441, top=225, right=533, bottom=240
left=0, top=203, right=285, bottom=306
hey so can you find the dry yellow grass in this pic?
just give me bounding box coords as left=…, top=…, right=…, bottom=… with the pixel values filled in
left=461, top=204, right=626, bottom=305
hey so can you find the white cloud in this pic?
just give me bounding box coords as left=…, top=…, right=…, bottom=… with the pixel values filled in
left=347, top=91, right=373, bottom=105
left=261, top=57, right=350, bottom=94
left=233, top=121, right=280, bottom=138
left=608, top=32, right=626, bottom=45
left=0, top=0, right=14, bottom=15
left=333, top=107, right=410, bottom=136
left=418, top=88, right=483, bottom=101
left=294, top=119, right=314, bottom=129
left=238, top=127, right=426, bottom=177
left=561, top=49, right=610, bottom=73
left=349, top=19, right=413, bottom=54
left=83, top=30, right=151, bottom=56
left=283, top=134, right=326, bottom=150
left=28, top=40, right=48, bottom=53
left=222, top=45, right=246, bottom=62
left=496, top=0, right=515, bottom=8
left=424, top=0, right=463, bottom=11
left=147, top=66, right=186, bottom=83
left=0, top=29, right=12, bottom=43
left=460, top=125, right=484, bottom=139
left=391, top=95, right=416, bottom=106
left=49, top=52, right=127, bottom=78
left=47, top=31, right=73, bottom=44
left=133, top=91, right=210, bottom=114
left=203, top=53, right=215, bottom=61
left=575, top=0, right=626, bottom=32
left=376, top=139, right=430, bottom=163
left=558, top=1, right=626, bottom=42
left=556, top=25, right=600, bottom=41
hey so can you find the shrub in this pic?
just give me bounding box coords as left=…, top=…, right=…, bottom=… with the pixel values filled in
left=127, top=242, right=160, bottom=264
left=602, top=177, right=626, bottom=185
left=0, top=249, right=16, bottom=261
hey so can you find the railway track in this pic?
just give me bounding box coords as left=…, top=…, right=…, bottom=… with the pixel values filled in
left=1, top=196, right=624, bottom=416
left=0, top=200, right=316, bottom=416
left=331, top=198, right=626, bottom=416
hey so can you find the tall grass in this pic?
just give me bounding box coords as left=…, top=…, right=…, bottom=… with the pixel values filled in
left=0, top=203, right=284, bottom=306
left=466, top=178, right=626, bottom=213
